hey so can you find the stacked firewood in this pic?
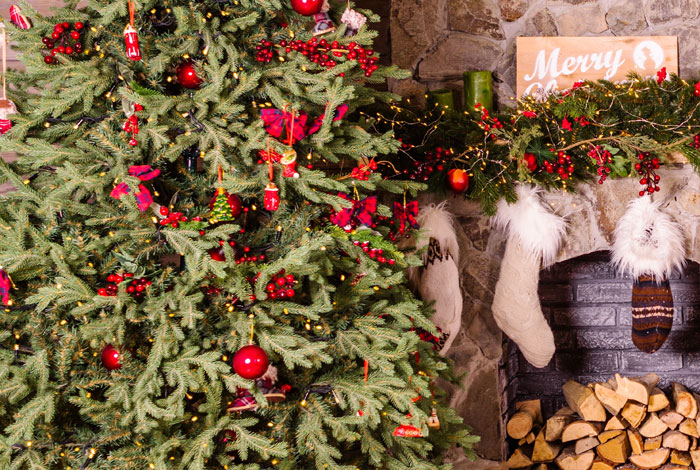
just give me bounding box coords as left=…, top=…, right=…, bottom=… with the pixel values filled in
left=507, top=374, right=700, bottom=470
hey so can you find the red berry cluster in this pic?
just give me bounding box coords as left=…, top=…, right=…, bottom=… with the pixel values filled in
left=256, top=38, right=379, bottom=77
left=523, top=153, right=538, bottom=172
left=98, top=273, right=151, bottom=299
left=42, top=21, right=84, bottom=64
left=574, top=116, right=590, bottom=127
left=158, top=206, right=189, bottom=228
left=635, top=152, right=660, bottom=196
left=352, top=239, right=395, bottom=265
left=587, top=145, right=612, bottom=184
left=692, top=134, right=700, bottom=149
left=208, top=240, right=267, bottom=264
left=544, top=150, right=575, bottom=180
left=401, top=147, right=451, bottom=181
left=350, top=159, right=377, bottom=180
left=265, top=270, right=296, bottom=300
left=478, top=106, right=503, bottom=132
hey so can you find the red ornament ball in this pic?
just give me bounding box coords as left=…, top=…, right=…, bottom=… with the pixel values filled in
left=101, top=344, right=122, bottom=371
left=209, top=246, right=226, bottom=262
left=290, top=0, right=323, bottom=16
left=446, top=169, right=469, bottom=193
left=232, top=345, right=269, bottom=379
left=176, top=61, right=202, bottom=89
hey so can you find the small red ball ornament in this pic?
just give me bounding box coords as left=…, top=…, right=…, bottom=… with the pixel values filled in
left=290, top=0, right=323, bottom=16
left=101, top=344, right=122, bottom=370
left=209, top=246, right=226, bottom=262
left=446, top=169, right=469, bottom=193
left=232, top=345, right=269, bottom=379
left=176, top=61, right=202, bottom=89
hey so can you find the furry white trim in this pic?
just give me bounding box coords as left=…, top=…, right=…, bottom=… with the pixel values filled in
left=406, top=202, right=462, bottom=355
left=493, top=185, right=567, bottom=267
left=612, top=197, right=686, bottom=280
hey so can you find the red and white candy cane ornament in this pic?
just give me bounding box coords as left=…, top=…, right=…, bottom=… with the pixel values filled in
left=9, top=5, right=31, bottom=29
left=123, top=0, right=141, bottom=61
left=0, top=23, right=17, bottom=135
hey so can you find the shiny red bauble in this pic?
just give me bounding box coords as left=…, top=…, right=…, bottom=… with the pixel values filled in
left=101, top=344, right=122, bottom=370
left=446, top=169, right=469, bottom=193
left=176, top=61, right=202, bottom=89
left=209, top=246, right=226, bottom=262
left=232, top=345, right=269, bottom=379
left=290, top=0, right=323, bottom=16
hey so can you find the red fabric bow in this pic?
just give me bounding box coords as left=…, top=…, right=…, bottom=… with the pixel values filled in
left=261, top=104, right=349, bottom=144
left=393, top=200, right=419, bottom=235
left=0, top=268, right=11, bottom=306
left=110, top=165, right=161, bottom=211
left=330, top=192, right=376, bottom=228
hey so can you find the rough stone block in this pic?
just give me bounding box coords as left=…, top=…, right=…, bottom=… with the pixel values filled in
left=390, top=0, right=448, bottom=69
left=521, top=8, right=558, bottom=36
left=556, top=351, right=620, bottom=374
left=644, top=0, right=700, bottom=25
left=576, top=282, right=632, bottom=303
left=551, top=306, right=617, bottom=327
left=606, top=0, right=648, bottom=35
left=417, top=32, right=503, bottom=81
left=576, top=328, right=634, bottom=349
left=449, top=0, right=504, bottom=39
left=498, top=0, right=529, bottom=21
left=555, top=5, right=608, bottom=36
left=621, top=351, right=684, bottom=372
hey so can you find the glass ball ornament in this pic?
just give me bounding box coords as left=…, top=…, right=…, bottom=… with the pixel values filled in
left=290, top=0, right=323, bottom=16
left=232, top=345, right=269, bottom=379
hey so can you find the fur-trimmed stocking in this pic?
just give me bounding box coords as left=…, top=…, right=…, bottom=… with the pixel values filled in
left=407, top=202, right=462, bottom=355
left=612, top=197, right=685, bottom=353
left=492, top=185, right=567, bottom=368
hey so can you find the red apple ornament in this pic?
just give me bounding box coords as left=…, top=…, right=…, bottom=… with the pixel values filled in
left=290, top=0, right=324, bottom=16
left=101, top=344, right=122, bottom=370
left=177, top=61, right=202, bottom=89
left=232, top=345, right=269, bottom=379
left=446, top=168, right=469, bottom=193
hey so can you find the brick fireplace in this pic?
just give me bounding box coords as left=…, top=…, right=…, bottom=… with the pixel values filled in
left=435, top=166, right=700, bottom=469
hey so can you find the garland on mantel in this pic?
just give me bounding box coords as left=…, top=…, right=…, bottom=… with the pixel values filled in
left=367, top=71, right=700, bottom=215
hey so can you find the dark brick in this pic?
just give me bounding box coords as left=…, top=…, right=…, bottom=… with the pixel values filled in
left=552, top=329, right=577, bottom=349
left=619, top=305, right=681, bottom=326
left=555, top=351, right=619, bottom=374
left=671, top=284, right=700, bottom=303
left=518, top=353, right=553, bottom=374
left=685, top=352, right=700, bottom=370
left=576, top=329, right=634, bottom=349
left=540, top=260, right=617, bottom=281
left=683, top=306, right=700, bottom=325
left=576, top=282, right=632, bottom=303
left=538, top=284, right=574, bottom=303
left=552, top=306, right=617, bottom=327
left=660, top=331, right=700, bottom=351
left=681, top=262, right=700, bottom=281
left=515, top=374, right=568, bottom=395
left=621, top=351, right=683, bottom=372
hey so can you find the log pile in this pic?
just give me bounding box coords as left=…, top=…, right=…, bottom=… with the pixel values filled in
left=507, top=374, right=700, bottom=470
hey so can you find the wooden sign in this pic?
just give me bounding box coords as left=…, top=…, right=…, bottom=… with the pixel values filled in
left=516, top=36, right=678, bottom=97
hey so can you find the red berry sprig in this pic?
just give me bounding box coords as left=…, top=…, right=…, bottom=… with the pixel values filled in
left=350, top=158, right=377, bottom=181
left=523, top=153, right=537, bottom=172
left=543, top=150, right=574, bottom=180
left=635, top=152, right=660, bottom=196
left=98, top=273, right=151, bottom=299
left=256, top=38, right=379, bottom=77
left=352, top=240, right=395, bottom=265
left=402, top=147, right=451, bottom=181
left=265, top=270, right=296, bottom=300
left=691, top=134, right=700, bottom=149
left=587, top=145, right=612, bottom=184
left=158, top=206, right=188, bottom=228
left=42, top=21, right=84, bottom=64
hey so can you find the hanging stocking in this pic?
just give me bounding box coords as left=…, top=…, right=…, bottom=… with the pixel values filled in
left=491, top=185, right=567, bottom=368
left=612, top=196, right=685, bottom=354
left=405, top=202, right=461, bottom=355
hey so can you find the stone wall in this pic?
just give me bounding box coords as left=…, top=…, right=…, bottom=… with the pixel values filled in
left=389, top=0, right=700, bottom=109
left=505, top=252, right=700, bottom=421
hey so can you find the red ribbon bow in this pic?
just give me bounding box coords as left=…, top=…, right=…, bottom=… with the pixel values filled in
left=330, top=192, right=376, bottom=228
left=393, top=200, right=419, bottom=235
left=260, top=104, right=349, bottom=144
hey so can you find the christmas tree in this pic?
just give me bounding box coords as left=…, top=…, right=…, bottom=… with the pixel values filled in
left=0, top=1, right=477, bottom=469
